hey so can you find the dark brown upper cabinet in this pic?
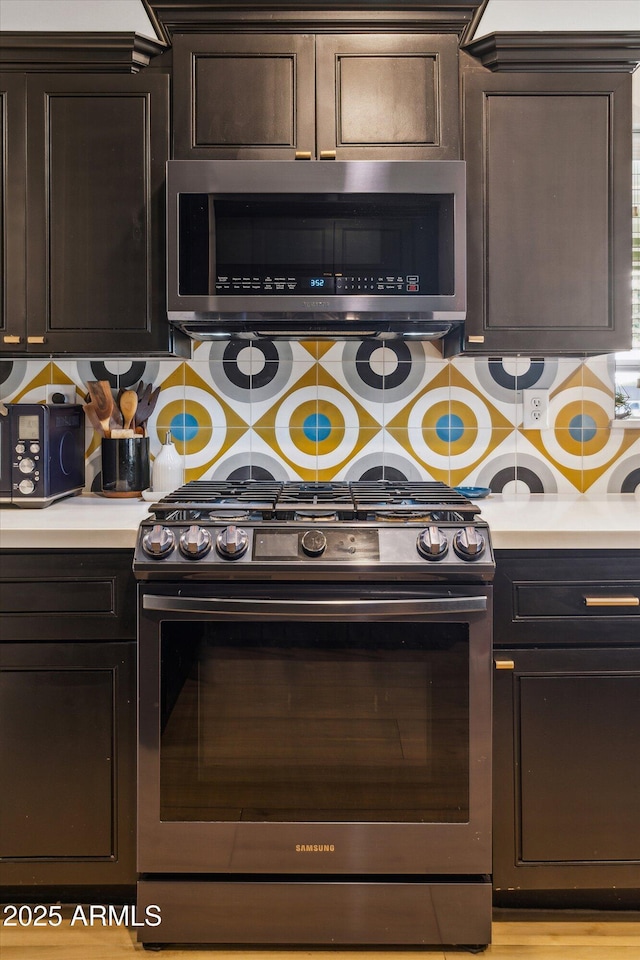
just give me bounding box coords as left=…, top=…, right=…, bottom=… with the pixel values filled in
left=462, top=59, right=632, bottom=355
left=172, top=33, right=460, bottom=160
left=1, top=69, right=187, bottom=357
left=0, top=74, right=26, bottom=351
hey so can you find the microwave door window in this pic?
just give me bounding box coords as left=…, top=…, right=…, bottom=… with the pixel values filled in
left=179, top=195, right=211, bottom=295
left=250, top=219, right=331, bottom=272
left=337, top=219, right=402, bottom=278
left=177, top=193, right=455, bottom=297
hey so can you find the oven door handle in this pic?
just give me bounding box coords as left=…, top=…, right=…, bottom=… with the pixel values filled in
left=142, top=594, right=488, bottom=618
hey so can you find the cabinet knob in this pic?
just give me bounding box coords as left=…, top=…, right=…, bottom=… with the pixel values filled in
left=320, top=150, right=337, bottom=160
left=27, top=336, right=46, bottom=344
left=3, top=335, right=22, bottom=344
left=295, top=150, right=312, bottom=160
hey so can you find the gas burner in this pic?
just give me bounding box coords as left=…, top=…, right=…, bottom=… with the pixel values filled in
left=374, top=510, right=439, bottom=523
left=293, top=509, right=339, bottom=522
left=207, top=510, right=252, bottom=522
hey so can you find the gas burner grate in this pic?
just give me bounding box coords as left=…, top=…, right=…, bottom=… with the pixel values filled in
left=146, top=479, right=480, bottom=522
left=157, top=480, right=283, bottom=505
left=350, top=480, right=472, bottom=506
left=148, top=480, right=283, bottom=521
left=277, top=481, right=353, bottom=504
left=350, top=481, right=479, bottom=519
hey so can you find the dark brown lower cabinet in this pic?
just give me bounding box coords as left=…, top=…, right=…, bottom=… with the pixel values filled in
left=494, top=646, right=640, bottom=898
left=493, top=551, right=640, bottom=905
left=493, top=638, right=640, bottom=908
left=0, top=551, right=136, bottom=895
left=0, top=641, right=136, bottom=891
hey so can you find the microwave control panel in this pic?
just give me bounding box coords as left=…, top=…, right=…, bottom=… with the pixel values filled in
left=215, top=275, right=421, bottom=294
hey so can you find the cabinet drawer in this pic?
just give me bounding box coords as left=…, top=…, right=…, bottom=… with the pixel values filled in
left=515, top=582, right=640, bottom=619
left=495, top=551, right=640, bottom=645
left=0, top=550, right=135, bottom=640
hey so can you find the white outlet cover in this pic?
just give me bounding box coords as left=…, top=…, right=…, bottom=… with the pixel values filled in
left=522, top=388, right=549, bottom=429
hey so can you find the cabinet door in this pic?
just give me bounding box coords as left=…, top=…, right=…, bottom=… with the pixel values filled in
left=172, top=34, right=316, bottom=159
left=0, top=641, right=136, bottom=887
left=0, top=74, right=26, bottom=353
left=463, top=68, right=632, bottom=354
left=25, top=72, right=170, bottom=355
left=493, top=647, right=640, bottom=893
left=316, top=34, right=459, bottom=160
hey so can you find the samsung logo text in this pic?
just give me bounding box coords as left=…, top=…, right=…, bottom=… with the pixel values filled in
left=295, top=844, right=335, bottom=853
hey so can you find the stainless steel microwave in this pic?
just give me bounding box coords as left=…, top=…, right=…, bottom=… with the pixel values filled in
left=166, top=160, right=466, bottom=353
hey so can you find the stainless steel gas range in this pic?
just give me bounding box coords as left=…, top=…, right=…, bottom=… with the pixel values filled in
left=133, top=480, right=494, bottom=950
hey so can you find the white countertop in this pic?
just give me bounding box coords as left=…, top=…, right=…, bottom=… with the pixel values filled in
left=0, top=492, right=639, bottom=551
left=477, top=493, right=640, bottom=549
left=0, top=494, right=151, bottom=549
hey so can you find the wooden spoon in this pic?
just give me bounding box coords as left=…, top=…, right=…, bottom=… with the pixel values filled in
left=134, top=385, right=161, bottom=433
left=86, top=381, right=114, bottom=437
left=119, top=389, right=138, bottom=431
left=82, top=401, right=104, bottom=435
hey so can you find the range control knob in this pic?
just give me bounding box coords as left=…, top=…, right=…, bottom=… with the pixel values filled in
left=18, top=479, right=35, bottom=495
left=179, top=524, right=212, bottom=560
left=216, top=524, right=249, bottom=560
left=301, top=529, right=327, bottom=557
left=142, top=524, right=175, bottom=559
left=417, top=525, right=448, bottom=561
left=453, top=525, right=486, bottom=561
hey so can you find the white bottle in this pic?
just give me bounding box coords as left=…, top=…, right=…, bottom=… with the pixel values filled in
left=152, top=430, right=184, bottom=493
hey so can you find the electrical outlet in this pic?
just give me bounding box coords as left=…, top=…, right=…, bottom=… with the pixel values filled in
left=522, top=388, right=549, bottom=429
left=45, top=384, right=77, bottom=405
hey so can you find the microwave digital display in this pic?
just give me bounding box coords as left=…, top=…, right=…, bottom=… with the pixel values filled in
left=178, top=193, right=454, bottom=299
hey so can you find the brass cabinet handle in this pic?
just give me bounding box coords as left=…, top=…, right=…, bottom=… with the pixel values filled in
left=27, top=336, right=46, bottom=344
left=494, top=659, right=515, bottom=670
left=3, top=335, right=22, bottom=344
left=319, top=149, right=337, bottom=160
left=584, top=596, right=639, bottom=607
left=294, top=150, right=312, bottom=160
left=467, top=335, right=485, bottom=344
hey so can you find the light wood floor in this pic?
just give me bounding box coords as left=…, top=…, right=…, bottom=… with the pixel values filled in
left=1, top=914, right=639, bottom=959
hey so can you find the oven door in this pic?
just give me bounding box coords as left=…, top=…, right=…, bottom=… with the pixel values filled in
left=137, top=581, right=492, bottom=876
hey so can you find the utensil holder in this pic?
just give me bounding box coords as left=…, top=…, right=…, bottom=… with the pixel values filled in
left=101, top=436, right=150, bottom=498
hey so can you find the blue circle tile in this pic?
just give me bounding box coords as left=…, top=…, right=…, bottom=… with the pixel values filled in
left=436, top=414, right=464, bottom=443
left=568, top=414, right=597, bottom=443
left=170, top=413, right=199, bottom=442
left=303, top=413, right=331, bottom=442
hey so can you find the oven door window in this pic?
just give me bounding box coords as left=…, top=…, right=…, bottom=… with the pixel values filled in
left=160, top=621, right=469, bottom=824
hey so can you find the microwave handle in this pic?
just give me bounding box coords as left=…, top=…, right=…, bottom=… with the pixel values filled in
left=142, top=594, right=487, bottom=618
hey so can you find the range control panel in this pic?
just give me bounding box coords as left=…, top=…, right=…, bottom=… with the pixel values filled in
left=135, top=522, right=494, bottom=576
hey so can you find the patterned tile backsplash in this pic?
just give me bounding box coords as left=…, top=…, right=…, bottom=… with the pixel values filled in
left=2, top=341, right=640, bottom=495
